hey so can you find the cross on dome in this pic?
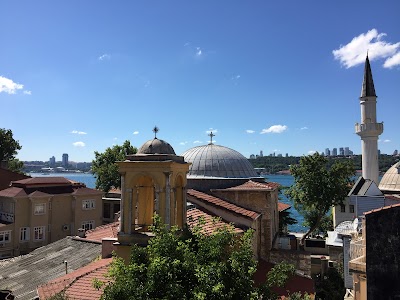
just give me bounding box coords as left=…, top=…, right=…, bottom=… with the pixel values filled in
left=153, top=126, right=159, bottom=138
left=208, top=131, right=215, bottom=145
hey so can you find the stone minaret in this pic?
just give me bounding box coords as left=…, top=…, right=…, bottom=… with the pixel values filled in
left=355, top=55, right=383, bottom=184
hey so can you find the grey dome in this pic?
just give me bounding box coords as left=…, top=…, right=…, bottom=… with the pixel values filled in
left=181, top=144, right=258, bottom=179
left=379, top=162, right=400, bottom=192
left=138, top=138, right=176, bottom=155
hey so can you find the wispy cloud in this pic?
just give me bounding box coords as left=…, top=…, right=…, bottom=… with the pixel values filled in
left=246, top=130, right=255, bottom=134
left=0, top=76, right=24, bottom=94
left=260, top=125, right=288, bottom=134
left=23, top=90, right=32, bottom=95
left=333, top=29, right=400, bottom=68
left=133, top=131, right=139, bottom=135
left=71, top=130, right=87, bottom=135
left=179, top=141, right=188, bottom=145
left=193, top=140, right=202, bottom=144
left=184, top=42, right=190, bottom=47
left=300, top=127, right=308, bottom=130
left=196, top=47, right=202, bottom=57
left=73, top=141, right=85, bottom=147
left=206, top=128, right=218, bottom=134
left=308, top=150, right=316, bottom=155
left=98, top=53, right=111, bottom=61
left=383, top=139, right=391, bottom=143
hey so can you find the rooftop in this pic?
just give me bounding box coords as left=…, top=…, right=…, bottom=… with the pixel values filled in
left=213, top=180, right=280, bottom=191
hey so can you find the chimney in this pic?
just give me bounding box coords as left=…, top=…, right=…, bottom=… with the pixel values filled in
left=77, top=228, right=86, bottom=238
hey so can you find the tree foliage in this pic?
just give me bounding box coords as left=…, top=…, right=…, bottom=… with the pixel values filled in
left=314, top=267, right=345, bottom=300
left=285, top=153, right=354, bottom=245
left=0, top=128, right=22, bottom=162
left=91, top=140, right=137, bottom=192
left=99, top=215, right=297, bottom=300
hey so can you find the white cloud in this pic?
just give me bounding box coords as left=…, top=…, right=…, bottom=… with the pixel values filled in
left=246, top=130, right=255, bottom=134
left=133, top=131, right=139, bottom=135
left=23, top=90, right=32, bottom=95
left=308, top=150, right=316, bottom=155
left=300, top=127, right=308, bottom=130
left=73, top=141, right=85, bottom=147
left=384, top=52, right=400, bottom=68
left=383, top=139, right=391, bottom=143
left=193, top=140, right=202, bottom=144
left=98, top=54, right=111, bottom=61
left=260, top=125, right=288, bottom=134
left=333, top=29, right=400, bottom=68
left=0, top=76, right=24, bottom=94
left=196, top=47, right=202, bottom=57
left=71, top=130, right=87, bottom=135
left=184, top=42, right=190, bottom=47
left=113, top=137, right=118, bottom=140
left=179, top=141, right=188, bottom=145
left=206, top=128, right=218, bottom=134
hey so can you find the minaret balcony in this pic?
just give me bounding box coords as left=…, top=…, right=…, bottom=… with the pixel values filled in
left=355, top=122, right=383, bottom=136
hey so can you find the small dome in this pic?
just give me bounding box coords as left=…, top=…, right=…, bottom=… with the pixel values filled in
left=379, top=161, right=400, bottom=192
left=181, top=144, right=258, bottom=178
left=137, top=138, right=176, bottom=155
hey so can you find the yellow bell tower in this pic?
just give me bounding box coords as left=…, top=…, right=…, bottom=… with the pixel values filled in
left=115, top=127, right=190, bottom=261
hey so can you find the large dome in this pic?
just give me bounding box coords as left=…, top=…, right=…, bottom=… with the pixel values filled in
left=137, top=138, right=176, bottom=155
left=379, top=161, right=400, bottom=193
left=181, top=144, right=258, bottom=179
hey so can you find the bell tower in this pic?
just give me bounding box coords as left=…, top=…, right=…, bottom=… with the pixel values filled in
left=355, top=55, right=383, bottom=184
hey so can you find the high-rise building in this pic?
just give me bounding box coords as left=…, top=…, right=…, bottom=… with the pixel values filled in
left=332, top=148, right=338, bottom=156
left=339, top=147, right=344, bottom=156
left=344, top=147, right=350, bottom=156
left=49, top=156, right=56, bottom=167
left=393, top=150, right=398, bottom=156
left=260, top=150, right=263, bottom=157
left=325, top=148, right=331, bottom=156
left=355, top=55, right=383, bottom=184
left=62, top=153, right=69, bottom=168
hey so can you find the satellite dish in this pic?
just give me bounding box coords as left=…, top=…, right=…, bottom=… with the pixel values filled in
left=353, top=218, right=359, bottom=231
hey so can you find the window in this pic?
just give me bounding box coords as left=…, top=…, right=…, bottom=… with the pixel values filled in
left=34, top=226, right=45, bottom=241
left=82, top=220, right=95, bottom=231
left=0, top=231, right=11, bottom=244
left=103, top=203, right=111, bottom=219
left=340, top=204, right=346, bottom=213
left=82, top=199, right=96, bottom=210
left=34, top=203, right=46, bottom=215
left=20, top=227, right=30, bottom=242
left=349, top=205, right=355, bottom=213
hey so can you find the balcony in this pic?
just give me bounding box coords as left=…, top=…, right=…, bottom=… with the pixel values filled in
left=349, top=238, right=366, bottom=273
left=355, top=122, right=383, bottom=136
left=0, top=211, right=14, bottom=223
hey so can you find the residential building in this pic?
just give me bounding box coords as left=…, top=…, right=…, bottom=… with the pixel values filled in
left=0, top=177, right=102, bottom=258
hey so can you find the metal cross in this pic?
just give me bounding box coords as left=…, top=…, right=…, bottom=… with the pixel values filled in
left=153, top=126, right=159, bottom=138
left=208, top=131, right=215, bottom=144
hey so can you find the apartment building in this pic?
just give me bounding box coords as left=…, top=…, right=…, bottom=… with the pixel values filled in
left=0, top=177, right=102, bottom=258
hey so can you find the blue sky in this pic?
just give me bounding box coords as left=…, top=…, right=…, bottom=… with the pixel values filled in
left=1, top=1, right=399, bottom=162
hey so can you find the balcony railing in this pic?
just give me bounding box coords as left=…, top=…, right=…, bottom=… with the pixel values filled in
left=349, top=238, right=366, bottom=273
left=355, top=122, right=383, bottom=134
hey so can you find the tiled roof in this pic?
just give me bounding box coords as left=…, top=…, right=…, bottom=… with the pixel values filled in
left=384, top=194, right=400, bottom=201
left=187, top=189, right=260, bottom=220
left=29, top=190, right=50, bottom=197
left=107, top=188, right=121, bottom=194
left=216, top=180, right=280, bottom=191
left=0, top=237, right=101, bottom=300
left=72, top=187, right=103, bottom=195
left=37, top=258, right=112, bottom=300
left=0, top=187, right=27, bottom=197
left=82, top=222, right=119, bottom=243
left=278, top=202, right=291, bottom=212
left=12, top=177, right=72, bottom=186
left=187, top=207, right=244, bottom=235
left=364, top=203, right=400, bottom=215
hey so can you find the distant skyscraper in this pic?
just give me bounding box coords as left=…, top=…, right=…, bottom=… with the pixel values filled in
left=62, top=153, right=69, bottom=168
left=339, top=147, right=344, bottom=156
left=332, top=148, right=338, bottom=156
left=325, top=148, right=330, bottom=156
left=393, top=150, right=398, bottom=156
left=260, top=150, right=263, bottom=157
left=355, top=55, right=383, bottom=184
left=285, top=153, right=288, bottom=157
left=49, top=156, right=56, bottom=167
left=344, top=147, right=350, bottom=156
left=250, top=154, right=255, bottom=159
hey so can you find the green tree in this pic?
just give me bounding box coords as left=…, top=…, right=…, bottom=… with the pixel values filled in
left=99, top=215, right=297, bottom=300
left=91, top=140, right=137, bottom=192
left=0, top=128, right=22, bottom=169
left=285, top=153, right=354, bottom=245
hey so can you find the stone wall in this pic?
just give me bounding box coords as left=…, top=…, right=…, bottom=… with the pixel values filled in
left=270, top=249, right=311, bottom=277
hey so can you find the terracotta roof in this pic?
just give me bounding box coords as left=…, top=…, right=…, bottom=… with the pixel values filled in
left=187, top=207, right=244, bottom=235
left=0, top=187, right=27, bottom=197
left=187, top=189, right=260, bottom=220
left=108, top=188, right=121, bottom=194
left=29, top=190, right=50, bottom=197
left=12, top=177, right=71, bottom=186
left=364, top=203, right=400, bottom=215
left=384, top=194, right=400, bottom=201
left=278, top=202, right=291, bottom=212
left=72, top=187, right=103, bottom=195
left=215, top=180, right=280, bottom=191
left=37, top=258, right=112, bottom=300
left=82, top=222, right=119, bottom=243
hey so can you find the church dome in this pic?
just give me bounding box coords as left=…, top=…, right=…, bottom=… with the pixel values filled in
left=137, top=138, right=176, bottom=155
left=379, top=161, right=400, bottom=192
left=181, top=144, right=258, bottom=179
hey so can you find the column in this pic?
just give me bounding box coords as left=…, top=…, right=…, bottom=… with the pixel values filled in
left=164, top=172, right=171, bottom=227
left=120, top=174, right=125, bottom=233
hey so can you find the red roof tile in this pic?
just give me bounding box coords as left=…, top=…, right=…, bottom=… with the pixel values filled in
left=215, top=180, right=280, bottom=191
left=81, top=222, right=119, bottom=242
left=278, top=202, right=291, bottom=212
left=364, top=203, right=400, bottom=215
left=187, top=189, right=260, bottom=220
left=37, top=258, right=112, bottom=300
left=12, top=177, right=72, bottom=186
left=187, top=207, right=244, bottom=235
left=72, top=187, right=103, bottom=195
left=0, top=187, right=27, bottom=197
left=29, top=190, right=50, bottom=197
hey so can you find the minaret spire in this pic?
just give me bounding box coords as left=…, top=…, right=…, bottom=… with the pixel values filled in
left=355, top=55, right=383, bottom=184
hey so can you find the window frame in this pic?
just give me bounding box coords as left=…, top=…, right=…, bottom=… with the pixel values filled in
left=349, top=205, right=355, bottom=214
left=34, top=203, right=46, bottom=215
left=81, top=220, right=95, bottom=231
left=20, top=227, right=30, bottom=242
left=82, top=199, right=96, bottom=210
left=340, top=204, right=346, bottom=213
left=0, top=230, right=11, bottom=244
left=34, top=226, right=45, bottom=241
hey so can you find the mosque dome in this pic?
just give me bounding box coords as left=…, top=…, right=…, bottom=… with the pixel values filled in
left=137, top=138, right=176, bottom=155
left=181, top=144, right=258, bottom=179
left=378, top=161, right=400, bottom=192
